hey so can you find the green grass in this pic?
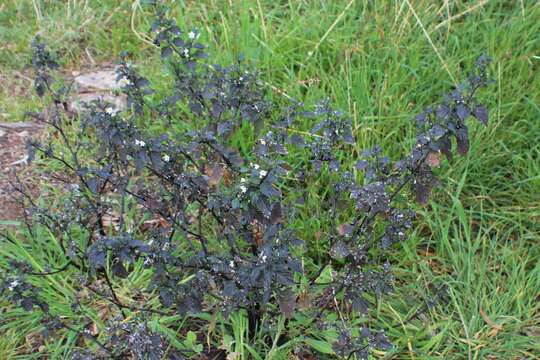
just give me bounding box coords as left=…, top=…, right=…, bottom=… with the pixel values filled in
left=1, top=0, right=539, bottom=358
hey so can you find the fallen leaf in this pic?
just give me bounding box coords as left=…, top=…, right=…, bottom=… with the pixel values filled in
left=204, top=163, right=225, bottom=187
left=297, top=290, right=311, bottom=310
left=139, top=216, right=171, bottom=233
left=337, top=223, right=353, bottom=237
left=479, top=305, right=502, bottom=337
left=101, top=212, right=120, bottom=231
left=426, top=151, right=441, bottom=167
left=278, top=289, right=297, bottom=319
left=89, top=322, right=99, bottom=336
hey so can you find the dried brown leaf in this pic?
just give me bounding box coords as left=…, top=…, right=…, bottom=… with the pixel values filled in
left=426, top=151, right=441, bottom=167
left=479, top=305, right=502, bottom=337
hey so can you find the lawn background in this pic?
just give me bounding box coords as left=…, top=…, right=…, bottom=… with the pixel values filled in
left=1, top=0, right=539, bottom=359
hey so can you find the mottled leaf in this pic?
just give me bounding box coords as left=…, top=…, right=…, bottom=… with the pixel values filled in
left=278, top=289, right=296, bottom=319
left=425, top=152, right=441, bottom=167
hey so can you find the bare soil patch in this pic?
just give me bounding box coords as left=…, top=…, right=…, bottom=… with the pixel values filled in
left=0, top=122, right=44, bottom=221
left=0, top=66, right=125, bottom=222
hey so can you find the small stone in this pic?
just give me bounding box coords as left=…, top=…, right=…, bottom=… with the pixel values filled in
left=69, top=93, right=126, bottom=114
left=74, top=70, right=124, bottom=91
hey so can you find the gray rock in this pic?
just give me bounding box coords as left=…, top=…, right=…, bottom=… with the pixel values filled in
left=0, top=122, right=44, bottom=130
left=69, top=93, right=126, bottom=114
left=74, top=69, right=123, bottom=91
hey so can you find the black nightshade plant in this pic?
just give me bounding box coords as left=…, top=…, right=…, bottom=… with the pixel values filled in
left=1, top=4, right=493, bottom=359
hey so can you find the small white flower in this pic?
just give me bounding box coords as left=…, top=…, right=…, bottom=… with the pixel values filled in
left=134, top=139, right=146, bottom=147
left=183, top=48, right=190, bottom=57
left=188, top=31, right=196, bottom=39
left=240, top=185, right=247, bottom=193
left=239, top=77, right=244, bottom=81
left=106, top=107, right=119, bottom=116
left=162, top=154, right=170, bottom=162
left=240, top=177, right=246, bottom=183
left=229, top=260, right=235, bottom=268
left=259, top=138, right=266, bottom=145
left=259, top=170, right=267, bottom=178
left=8, top=280, right=19, bottom=291
left=252, top=163, right=260, bottom=170
left=117, top=76, right=132, bottom=87
left=260, top=254, right=268, bottom=263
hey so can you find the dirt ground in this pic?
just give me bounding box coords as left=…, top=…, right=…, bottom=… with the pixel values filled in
left=0, top=121, right=44, bottom=221
left=0, top=67, right=124, bottom=222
